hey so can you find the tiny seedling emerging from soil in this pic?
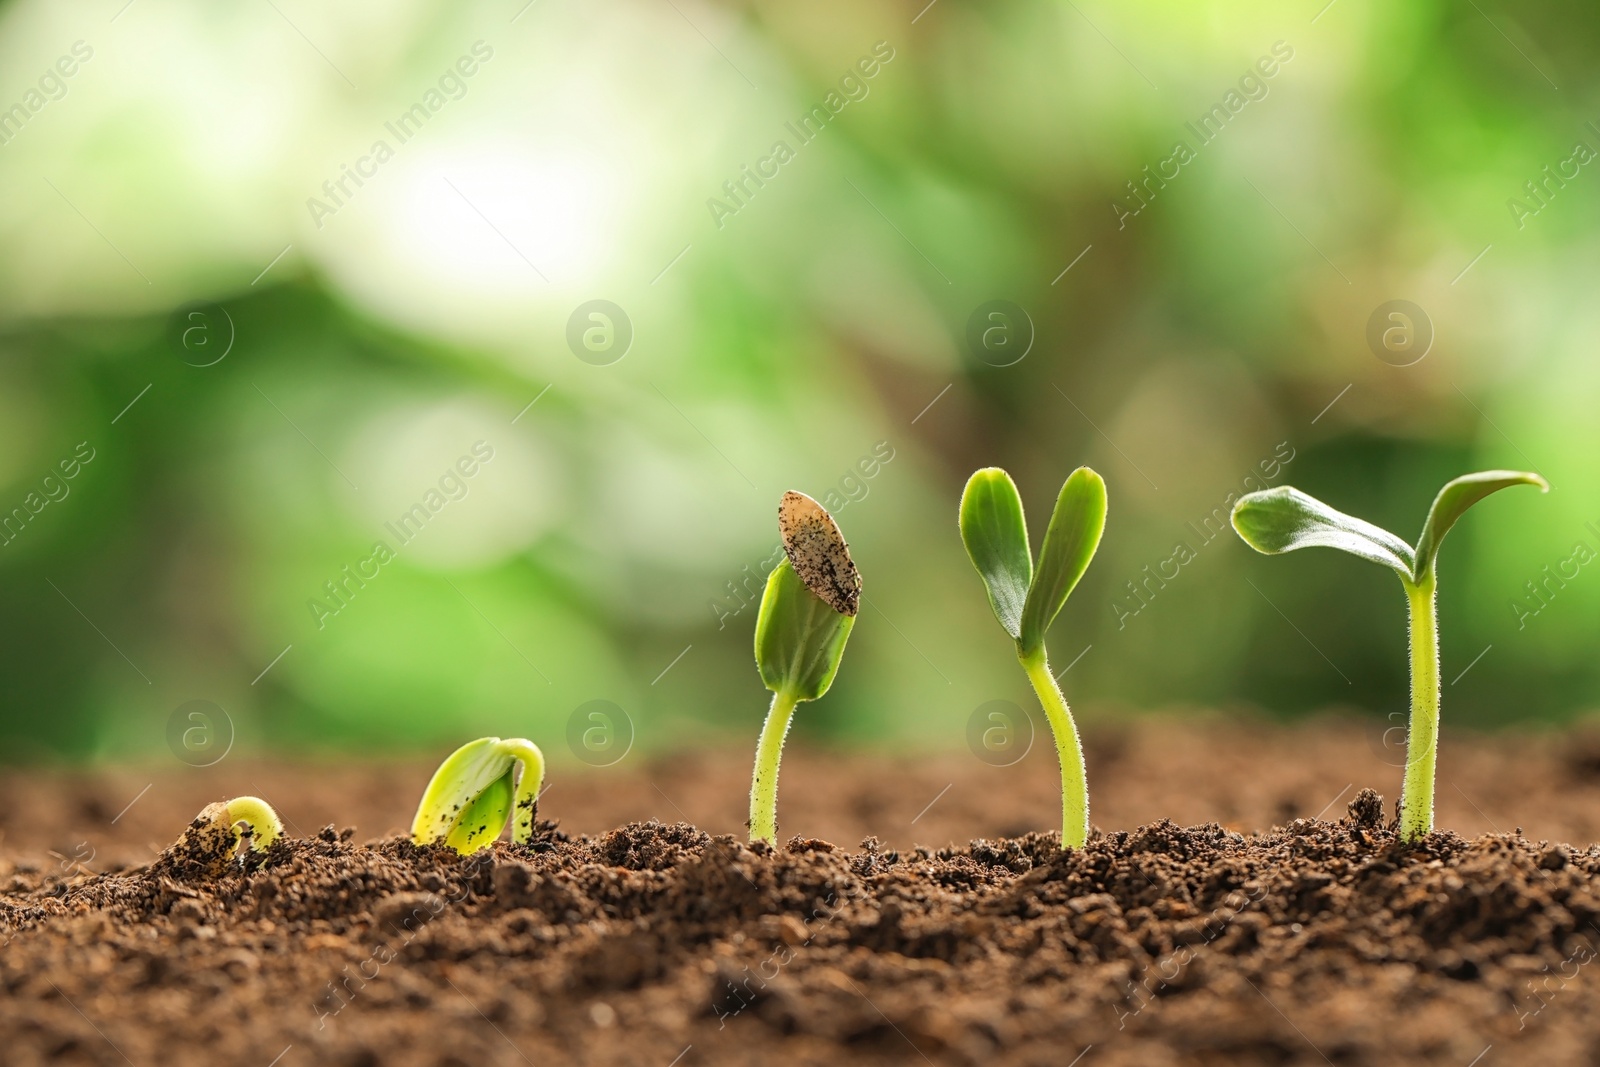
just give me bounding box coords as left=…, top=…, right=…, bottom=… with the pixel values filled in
left=748, top=491, right=860, bottom=846
left=1232, top=470, right=1548, bottom=841
left=960, top=466, right=1107, bottom=849
left=174, top=796, right=284, bottom=877
left=411, top=737, right=546, bottom=853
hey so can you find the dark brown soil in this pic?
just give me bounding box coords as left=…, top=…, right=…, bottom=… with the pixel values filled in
left=9, top=714, right=1600, bottom=1066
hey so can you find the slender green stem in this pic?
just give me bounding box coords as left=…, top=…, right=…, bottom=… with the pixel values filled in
left=1399, top=576, right=1440, bottom=841
left=1019, top=646, right=1089, bottom=849
left=749, top=690, right=800, bottom=846
left=498, top=739, right=546, bottom=844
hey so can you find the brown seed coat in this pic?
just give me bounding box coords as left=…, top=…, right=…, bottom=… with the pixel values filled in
left=778, top=490, right=860, bottom=616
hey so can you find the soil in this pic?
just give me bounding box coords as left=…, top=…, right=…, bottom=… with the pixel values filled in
left=9, top=713, right=1600, bottom=1066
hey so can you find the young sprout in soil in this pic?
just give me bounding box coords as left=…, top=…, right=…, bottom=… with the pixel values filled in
left=1231, top=470, right=1548, bottom=841
left=748, top=491, right=860, bottom=846
left=175, top=796, right=284, bottom=877
left=960, top=467, right=1108, bottom=849
left=411, top=737, right=545, bottom=854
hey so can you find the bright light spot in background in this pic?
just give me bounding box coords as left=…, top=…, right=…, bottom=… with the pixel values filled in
left=406, top=145, right=620, bottom=288
left=342, top=397, right=563, bottom=570
left=307, top=131, right=629, bottom=346
left=298, top=1, right=755, bottom=357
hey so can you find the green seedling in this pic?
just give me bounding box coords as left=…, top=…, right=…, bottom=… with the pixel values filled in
left=1231, top=470, right=1548, bottom=841
left=748, top=491, right=860, bottom=846
left=174, top=796, right=284, bottom=876
left=960, top=466, right=1107, bottom=849
left=411, top=737, right=546, bottom=854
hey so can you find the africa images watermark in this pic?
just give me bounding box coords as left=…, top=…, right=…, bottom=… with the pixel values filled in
left=311, top=850, right=496, bottom=1030
left=1505, top=119, right=1600, bottom=230
left=705, top=40, right=897, bottom=229
left=1509, top=516, right=1600, bottom=631
left=1511, top=922, right=1600, bottom=1031
left=0, top=441, right=97, bottom=549
left=1113, top=40, right=1295, bottom=229
left=306, top=440, right=496, bottom=629
left=712, top=893, right=839, bottom=1028
left=1115, top=881, right=1269, bottom=1029
left=1111, top=441, right=1296, bottom=628
left=0, top=40, right=94, bottom=148
left=306, top=40, right=495, bottom=229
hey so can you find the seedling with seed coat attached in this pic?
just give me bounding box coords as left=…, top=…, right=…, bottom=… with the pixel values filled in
left=1231, top=470, right=1548, bottom=841
left=748, top=491, right=859, bottom=846
left=173, top=796, right=284, bottom=877
left=411, top=737, right=546, bottom=853
left=960, top=466, right=1107, bottom=849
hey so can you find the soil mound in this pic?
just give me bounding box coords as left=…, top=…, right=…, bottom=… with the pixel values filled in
left=5, top=788, right=1599, bottom=1066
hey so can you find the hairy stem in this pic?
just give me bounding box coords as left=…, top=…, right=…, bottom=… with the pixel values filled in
left=749, top=690, right=799, bottom=846
left=1019, top=646, right=1089, bottom=849
left=498, top=739, right=546, bottom=845
left=1399, top=577, right=1440, bottom=841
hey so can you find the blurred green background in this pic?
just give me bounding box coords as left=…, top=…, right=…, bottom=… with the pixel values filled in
left=0, top=0, right=1594, bottom=764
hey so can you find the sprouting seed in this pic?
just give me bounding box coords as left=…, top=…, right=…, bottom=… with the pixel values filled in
left=959, top=466, right=1107, bottom=849
left=173, top=796, right=284, bottom=877
left=1232, top=469, right=1547, bottom=841
left=749, top=492, right=859, bottom=846
left=411, top=737, right=546, bottom=854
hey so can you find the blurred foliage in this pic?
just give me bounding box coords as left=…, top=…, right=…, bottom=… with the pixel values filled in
left=0, top=0, right=1595, bottom=764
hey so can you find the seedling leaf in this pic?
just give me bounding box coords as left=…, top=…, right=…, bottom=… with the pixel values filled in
left=446, top=769, right=514, bottom=853
left=1019, top=467, right=1106, bottom=655
left=1231, top=485, right=1415, bottom=582
left=1413, top=470, right=1548, bottom=583
left=754, top=557, right=855, bottom=702
left=959, top=467, right=1032, bottom=640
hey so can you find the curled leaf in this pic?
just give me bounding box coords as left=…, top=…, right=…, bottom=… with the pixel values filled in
left=447, top=769, right=514, bottom=853
left=1231, top=485, right=1415, bottom=581
left=1413, top=470, right=1548, bottom=582
left=412, top=737, right=545, bottom=853
left=1234, top=472, right=1549, bottom=587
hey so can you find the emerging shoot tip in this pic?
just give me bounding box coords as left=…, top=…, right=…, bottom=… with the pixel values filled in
left=411, top=737, right=546, bottom=854
left=168, top=796, right=285, bottom=879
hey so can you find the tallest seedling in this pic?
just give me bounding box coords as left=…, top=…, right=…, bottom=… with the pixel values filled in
left=960, top=467, right=1107, bottom=849
left=1231, top=470, right=1548, bottom=841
